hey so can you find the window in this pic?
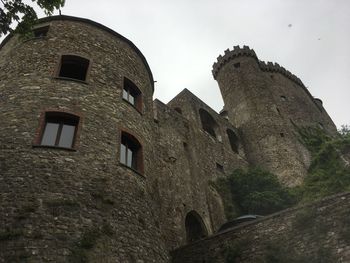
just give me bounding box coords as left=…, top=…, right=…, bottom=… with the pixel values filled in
left=227, top=129, right=239, bottom=154
left=40, top=112, right=79, bottom=148
left=199, top=108, right=218, bottom=138
left=123, top=78, right=142, bottom=111
left=33, top=25, right=49, bottom=38
left=216, top=163, right=224, bottom=172
left=234, top=62, right=240, bottom=68
left=120, top=132, right=143, bottom=173
left=58, top=55, right=89, bottom=81
left=174, top=107, right=182, bottom=114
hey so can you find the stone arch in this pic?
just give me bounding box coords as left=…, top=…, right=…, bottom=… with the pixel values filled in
left=185, top=210, right=208, bottom=243
left=199, top=108, right=218, bottom=138
left=226, top=129, right=239, bottom=154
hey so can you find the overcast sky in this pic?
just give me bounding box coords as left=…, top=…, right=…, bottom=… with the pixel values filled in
left=3, top=0, right=349, bottom=127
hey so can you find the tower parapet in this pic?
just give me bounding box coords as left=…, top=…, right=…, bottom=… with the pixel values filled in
left=212, top=45, right=304, bottom=87
left=212, top=45, right=257, bottom=79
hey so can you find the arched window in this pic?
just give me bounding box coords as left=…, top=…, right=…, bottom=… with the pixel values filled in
left=199, top=109, right=218, bottom=138
left=227, top=129, right=239, bottom=154
left=120, top=131, right=143, bottom=173
left=123, top=78, right=142, bottom=112
left=185, top=211, right=208, bottom=243
left=58, top=55, right=90, bottom=81
left=39, top=111, right=80, bottom=149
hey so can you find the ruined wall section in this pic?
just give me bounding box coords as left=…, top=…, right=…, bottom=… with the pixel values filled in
left=151, top=90, right=248, bottom=251
left=212, top=46, right=337, bottom=186
left=0, top=16, right=168, bottom=262
left=171, top=192, right=350, bottom=263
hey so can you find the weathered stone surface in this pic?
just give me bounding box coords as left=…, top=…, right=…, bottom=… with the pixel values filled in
left=214, top=49, right=337, bottom=186
left=0, top=16, right=167, bottom=262
left=171, top=193, right=350, bottom=263
left=0, top=15, right=343, bottom=263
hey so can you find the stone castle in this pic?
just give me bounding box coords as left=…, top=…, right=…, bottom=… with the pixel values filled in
left=0, top=15, right=343, bottom=262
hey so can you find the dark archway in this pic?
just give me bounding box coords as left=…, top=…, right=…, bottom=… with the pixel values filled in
left=227, top=129, right=239, bottom=154
left=199, top=108, right=218, bottom=138
left=185, top=211, right=208, bottom=243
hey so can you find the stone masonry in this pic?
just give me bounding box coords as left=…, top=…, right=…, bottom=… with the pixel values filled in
left=0, top=15, right=341, bottom=262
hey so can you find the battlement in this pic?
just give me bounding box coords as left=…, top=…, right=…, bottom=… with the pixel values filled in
left=212, top=45, right=305, bottom=87
left=212, top=45, right=257, bottom=78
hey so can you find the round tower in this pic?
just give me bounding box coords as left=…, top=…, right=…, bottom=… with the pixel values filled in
left=0, top=16, right=168, bottom=262
left=212, top=45, right=313, bottom=186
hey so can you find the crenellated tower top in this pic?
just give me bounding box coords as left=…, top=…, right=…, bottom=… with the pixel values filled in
left=212, top=45, right=304, bottom=87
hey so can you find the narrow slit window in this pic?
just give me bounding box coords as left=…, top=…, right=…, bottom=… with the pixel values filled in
left=120, top=132, right=143, bottom=173
left=123, top=78, right=142, bottom=111
left=58, top=55, right=89, bottom=81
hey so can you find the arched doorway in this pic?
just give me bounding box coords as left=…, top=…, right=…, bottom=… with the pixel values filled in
left=185, top=210, right=208, bottom=243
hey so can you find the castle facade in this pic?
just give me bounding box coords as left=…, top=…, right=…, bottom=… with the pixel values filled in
left=0, top=16, right=337, bottom=262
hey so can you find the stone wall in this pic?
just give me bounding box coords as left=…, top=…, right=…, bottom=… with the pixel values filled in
left=0, top=15, right=345, bottom=263
left=150, top=90, right=248, bottom=250
left=0, top=16, right=168, bottom=262
left=171, top=192, right=350, bottom=263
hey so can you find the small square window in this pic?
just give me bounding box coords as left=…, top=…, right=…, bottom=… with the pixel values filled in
left=234, top=62, right=240, bottom=68
left=40, top=112, right=79, bottom=149
left=216, top=163, right=224, bottom=172
left=58, top=55, right=89, bottom=82
left=33, top=26, right=49, bottom=38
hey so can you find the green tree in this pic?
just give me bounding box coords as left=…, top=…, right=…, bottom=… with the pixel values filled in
left=0, top=0, right=65, bottom=36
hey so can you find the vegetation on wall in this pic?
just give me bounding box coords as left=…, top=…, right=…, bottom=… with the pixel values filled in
left=212, top=168, right=296, bottom=218
left=1, top=0, right=65, bottom=36
left=213, top=125, right=350, bottom=219
left=296, top=125, right=350, bottom=201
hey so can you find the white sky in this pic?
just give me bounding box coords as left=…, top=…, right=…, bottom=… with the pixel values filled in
left=2, top=0, right=349, bottom=127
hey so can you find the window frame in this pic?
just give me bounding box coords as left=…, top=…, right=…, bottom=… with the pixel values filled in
left=32, top=25, right=50, bottom=38
left=33, top=110, right=82, bottom=151
left=122, top=77, right=142, bottom=113
left=119, top=130, right=144, bottom=175
left=55, top=54, right=91, bottom=83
